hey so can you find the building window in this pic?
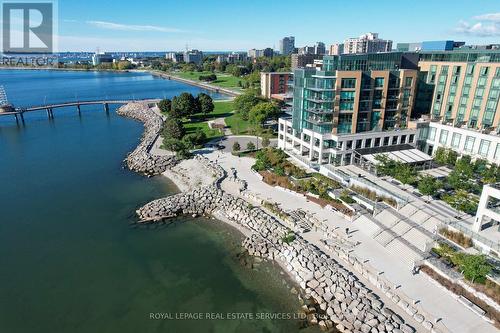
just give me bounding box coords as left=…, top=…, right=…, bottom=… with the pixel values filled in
left=346, top=140, right=352, bottom=149
left=365, top=138, right=372, bottom=147
left=401, top=135, right=407, bottom=143
left=495, top=143, right=500, bottom=160
left=356, top=140, right=362, bottom=149
left=439, top=130, right=449, bottom=145
left=478, top=140, right=491, bottom=157
left=383, top=137, right=390, bottom=146
left=391, top=136, right=398, bottom=145
left=374, top=137, right=381, bottom=147
left=375, top=77, right=384, bottom=88
left=341, top=78, right=356, bottom=89
left=451, top=133, right=461, bottom=148
left=464, top=136, right=475, bottom=153
left=480, top=66, right=489, bottom=76
left=405, top=77, right=413, bottom=87
left=428, top=127, right=436, bottom=140
left=409, top=134, right=415, bottom=143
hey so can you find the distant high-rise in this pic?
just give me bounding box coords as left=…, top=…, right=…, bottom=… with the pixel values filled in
left=184, top=49, right=203, bottom=65
left=343, top=33, right=392, bottom=54
left=279, top=36, right=295, bottom=55
left=247, top=48, right=274, bottom=58
left=314, top=42, right=326, bottom=55
left=329, top=43, right=344, bottom=55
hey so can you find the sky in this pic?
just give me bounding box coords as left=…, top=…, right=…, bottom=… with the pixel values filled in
left=10, top=0, right=500, bottom=52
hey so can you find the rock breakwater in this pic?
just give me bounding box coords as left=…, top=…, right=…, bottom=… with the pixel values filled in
left=135, top=155, right=423, bottom=333
left=117, top=102, right=176, bottom=176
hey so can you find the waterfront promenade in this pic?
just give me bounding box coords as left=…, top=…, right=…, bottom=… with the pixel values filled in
left=199, top=150, right=498, bottom=333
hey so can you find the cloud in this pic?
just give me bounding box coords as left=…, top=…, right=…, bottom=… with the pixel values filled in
left=455, top=13, right=500, bottom=36
left=473, top=13, right=500, bottom=22
left=86, top=20, right=185, bottom=33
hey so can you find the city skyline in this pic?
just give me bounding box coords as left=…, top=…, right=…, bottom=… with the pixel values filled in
left=44, top=0, right=500, bottom=51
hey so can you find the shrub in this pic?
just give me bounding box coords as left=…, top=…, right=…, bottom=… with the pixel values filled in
left=232, top=141, right=241, bottom=152
left=281, top=231, right=296, bottom=244
left=262, top=136, right=270, bottom=148
left=439, top=228, right=473, bottom=248
left=199, top=74, right=217, bottom=82
left=246, top=141, right=256, bottom=151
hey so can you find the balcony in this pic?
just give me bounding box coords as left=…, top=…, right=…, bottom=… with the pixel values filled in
left=306, top=108, right=333, bottom=114
left=306, top=116, right=332, bottom=125
left=307, top=97, right=334, bottom=103
left=305, top=84, right=335, bottom=92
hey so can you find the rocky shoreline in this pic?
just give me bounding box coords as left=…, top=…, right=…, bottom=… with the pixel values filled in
left=118, top=103, right=422, bottom=333
left=116, top=102, right=177, bottom=176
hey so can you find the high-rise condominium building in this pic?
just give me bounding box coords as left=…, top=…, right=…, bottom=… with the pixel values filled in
left=247, top=48, right=274, bottom=58
left=279, top=52, right=419, bottom=166
left=279, top=36, right=295, bottom=55
left=329, top=43, right=344, bottom=56
left=314, top=42, right=326, bottom=55
left=344, top=33, right=392, bottom=54
left=184, top=49, right=203, bottom=65
left=417, top=50, right=500, bottom=163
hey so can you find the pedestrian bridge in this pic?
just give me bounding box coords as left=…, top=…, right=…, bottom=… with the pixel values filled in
left=0, top=98, right=160, bottom=122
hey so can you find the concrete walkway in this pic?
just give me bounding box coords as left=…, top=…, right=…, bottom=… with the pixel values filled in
left=201, top=150, right=498, bottom=333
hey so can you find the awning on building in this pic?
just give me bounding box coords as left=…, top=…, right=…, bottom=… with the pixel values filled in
left=355, top=144, right=433, bottom=165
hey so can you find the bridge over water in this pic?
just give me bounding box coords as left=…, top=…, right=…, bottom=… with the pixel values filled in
left=0, top=98, right=160, bottom=122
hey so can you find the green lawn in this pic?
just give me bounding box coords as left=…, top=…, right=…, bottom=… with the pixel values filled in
left=182, top=100, right=252, bottom=137
left=173, top=71, right=244, bottom=91
left=225, top=112, right=252, bottom=135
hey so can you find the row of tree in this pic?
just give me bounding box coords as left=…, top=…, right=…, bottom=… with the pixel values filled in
left=159, top=92, right=215, bottom=158
left=159, top=92, right=214, bottom=119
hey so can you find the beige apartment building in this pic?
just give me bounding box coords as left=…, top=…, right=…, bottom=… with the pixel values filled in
left=418, top=52, right=500, bottom=129
left=417, top=51, right=500, bottom=163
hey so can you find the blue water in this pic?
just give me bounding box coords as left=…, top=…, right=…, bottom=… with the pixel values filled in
left=0, top=69, right=223, bottom=108
left=0, top=70, right=316, bottom=333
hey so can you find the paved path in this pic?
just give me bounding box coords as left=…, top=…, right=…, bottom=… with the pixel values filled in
left=201, top=151, right=498, bottom=333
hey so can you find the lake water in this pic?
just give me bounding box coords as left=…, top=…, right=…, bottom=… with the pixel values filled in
left=0, top=70, right=319, bottom=333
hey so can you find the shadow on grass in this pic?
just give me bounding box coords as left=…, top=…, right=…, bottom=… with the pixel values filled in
left=189, top=113, right=233, bottom=121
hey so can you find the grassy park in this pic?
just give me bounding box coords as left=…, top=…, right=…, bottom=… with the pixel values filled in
left=173, top=71, right=244, bottom=92
left=182, top=100, right=251, bottom=139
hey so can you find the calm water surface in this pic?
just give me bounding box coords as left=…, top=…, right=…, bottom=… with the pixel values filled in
left=0, top=70, right=318, bottom=333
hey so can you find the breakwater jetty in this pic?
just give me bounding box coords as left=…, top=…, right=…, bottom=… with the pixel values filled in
left=117, top=102, right=176, bottom=176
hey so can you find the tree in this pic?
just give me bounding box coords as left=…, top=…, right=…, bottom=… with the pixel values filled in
left=162, top=138, right=191, bottom=159
left=232, top=141, right=241, bottom=152
left=246, top=142, right=256, bottom=151
left=162, top=118, right=185, bottom=140
left=234, top=91, right=260, bottom=120
left=116, top=60, right=133, bottom=70
left=393, top=163, right=418, bottom=185
left=442, top=189, right=478, bottom=214
left=182, top=130, right=207, bottom=148
left=262, top=136, right=270, bottom=148
left=434, top=147, right=448, bottom=165
left=448, top=155, right=474, bottom=191
left=158, top=98, right=171, bottom=114
left=248, top=102, right=280, bottom=126
left=418, top=176, right=443, bottom=197
left=171, top=93, right=199, bottom=118
left=196, top=93, right=214, bottom=117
